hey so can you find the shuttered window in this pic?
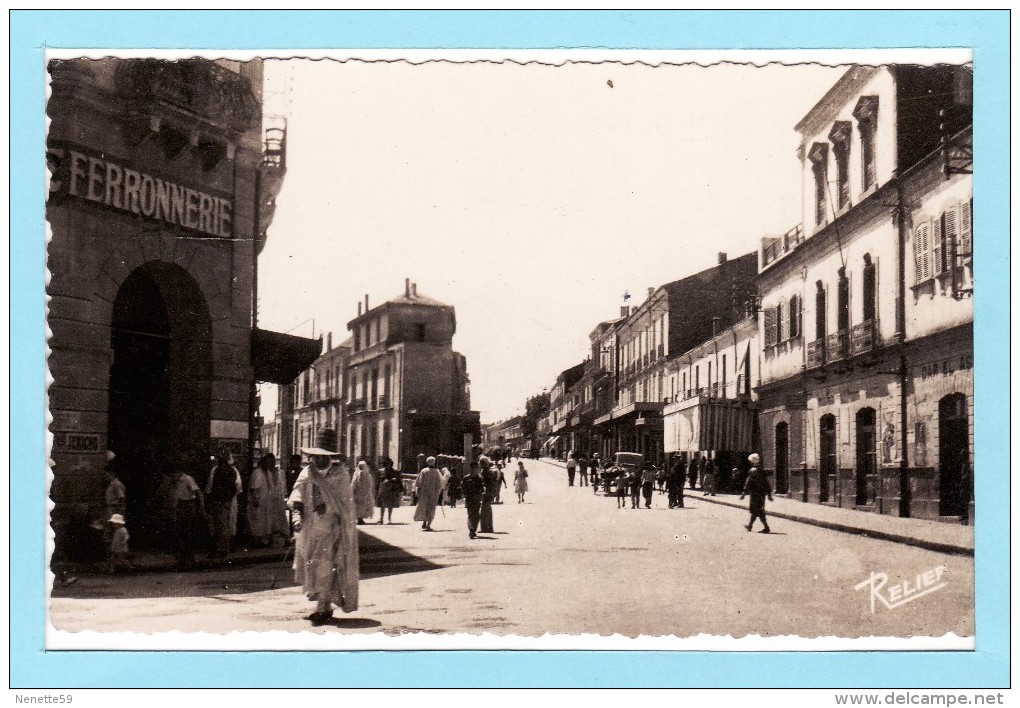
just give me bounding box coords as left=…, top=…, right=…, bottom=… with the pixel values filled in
left=789, top=295, right=800, bottom=338
left=915, top=220, right=931, bottom=284
left=779, top=299, right=791, bottom=341
left=959, top=199, right=972, bottom=256
left=764, top=306, right=777, bottom=348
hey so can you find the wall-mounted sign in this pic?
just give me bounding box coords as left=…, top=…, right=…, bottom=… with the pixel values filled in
left=55, top=433, right=100, bottom=452
left=47, top=142, right=233, bottom=238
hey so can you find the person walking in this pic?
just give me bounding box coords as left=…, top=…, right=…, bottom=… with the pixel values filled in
left=667, top=456, right=686, bottom=509
left=246, top=453, right=277, bottom=547
left=578, top=454, right=589, bottom=487
left=629, top=468, right=642, bottom=509
left=641, top=464, right=657, bottom=509
left=413, top=457, right=443, bottom=531
left=375, top=458, right=402, bottom=525
left=513, top=460, right=529, bottom=503
left=493, top=464, right=507, bottom=504
left=205, top=449, right=242, bottom=558
left=688, top=455, right=700, bottom=490
left=480, top=458, right=498, bottom=533
left=703, top=457, right=718, bottom=497
left=591, top=457, right=601, bottom=495
left=740, top=453, right=774, bottom=533
left=462, top=462, right=486, bottom=539
left=352, top=460, right=377, bottom=525
left=171, top=467, right=205, bottom=569
left=616, top=469, right=631, bottom=509
left=106, top=513, right=133, bottom=574
left=288, top=447, right=359, bottom=626
left=566, top=454, right=578, bottom=487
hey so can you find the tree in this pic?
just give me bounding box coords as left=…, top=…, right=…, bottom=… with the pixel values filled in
left=520, top=391, right=550, bottom=438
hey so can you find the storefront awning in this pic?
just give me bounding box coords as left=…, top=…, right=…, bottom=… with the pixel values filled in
left=543, top=435, right=560, bottom=449
left=663, top=399, right=757, bottom=454
left=251, top=328, right=322, bottom=384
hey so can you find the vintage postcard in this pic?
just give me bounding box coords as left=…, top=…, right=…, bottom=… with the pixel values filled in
left=43, top=48, right=978, bottom=653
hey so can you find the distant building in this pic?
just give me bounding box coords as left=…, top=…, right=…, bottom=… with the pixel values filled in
left=345, top=280, right=480, bottom=471
left=756, top=65, right=973, bottom=521
left=592, top=252, right=758, bottom=465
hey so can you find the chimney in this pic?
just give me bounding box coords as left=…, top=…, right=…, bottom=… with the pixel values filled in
left=411, top=282, right=417, bottom=297
left=357, top=302, right=362, bottom=316
left=712, top=316, right=722, bottom=336
left=718, top=252, right=728, bottom=265
left=620, top=306, right=630, bottom=318
left=327, top=332, right=332, bottom=351
left=647, top=286, right=654, bottom=300
left=364, top=293, right=369, bottom=311
left=405, top=278, right=411, bottom=297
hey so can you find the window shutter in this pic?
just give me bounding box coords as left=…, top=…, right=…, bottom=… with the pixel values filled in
left=764, top=307, right=777, bottom=347
left=780, top=300, right=791, bottom=341
left=789, top=295, right=800, bottom=338
left=942, top=206, right=960, bottom=273
left=932, top=214, right=946, bottom=275
left=959, top=198, right=972, bottom=256
left=915, top=220, right=931, bottom=283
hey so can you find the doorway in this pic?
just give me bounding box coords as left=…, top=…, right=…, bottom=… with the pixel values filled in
left=819, top=414, right=836, bottom=503
left=108, top=262, right=212, bottom=546
left=855, top=408, right=877, bottom=505
left=775, top=422, right=790, bottom=495
left=938, top=393, right=969, bottom=517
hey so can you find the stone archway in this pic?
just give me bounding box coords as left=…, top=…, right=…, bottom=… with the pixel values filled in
left=108, top=261, right=212, bottom=546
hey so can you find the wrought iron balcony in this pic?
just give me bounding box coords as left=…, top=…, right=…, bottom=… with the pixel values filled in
left=850, top=319, right=878, bottom=356
left=806, top=339, right=826, bottom=368
left=347, top=398, right=366, bottom=413
left=826, top=329, right=850, bottom=362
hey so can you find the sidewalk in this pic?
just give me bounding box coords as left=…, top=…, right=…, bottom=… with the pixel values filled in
left=55, top=543, right=291, bottom=581
left=539, top=457, right=974, bottom=556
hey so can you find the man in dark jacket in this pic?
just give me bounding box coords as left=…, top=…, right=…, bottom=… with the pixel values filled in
left=740, top=453, right=774, bottom=533
left=461, top=462, right=486, bottom=539
left=667, top=456, right=686, bottom=509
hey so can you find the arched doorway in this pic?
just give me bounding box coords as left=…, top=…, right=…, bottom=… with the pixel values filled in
left=108, top=262, right=212, bottom=547
left=939, top=393, right=969, bottom=517
left=774, top=421, right=790, bottom=495
left=819, top=414, right=836, bottom=503
left=855, top=408, right=877, bottom=505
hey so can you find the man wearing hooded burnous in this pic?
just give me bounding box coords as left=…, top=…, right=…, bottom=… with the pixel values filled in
left=288, top=448, right=360, bottom=626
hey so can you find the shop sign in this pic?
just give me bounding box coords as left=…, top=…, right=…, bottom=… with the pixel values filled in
left=917, top=353, right=973, bottom=381
left=47, top=142, right=233, bottom=238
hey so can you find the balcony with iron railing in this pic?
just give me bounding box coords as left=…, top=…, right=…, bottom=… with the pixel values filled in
left=850, top=319, right=879, bottom=355
left=761, top=224, right=805, bottom=268
left=348, top=398, right=367, bottom=413
left=826, top=329, right=850, bottom=363
left=806, top=339, right=826, bottom=369
left=377, top=394, right=390, bottom=409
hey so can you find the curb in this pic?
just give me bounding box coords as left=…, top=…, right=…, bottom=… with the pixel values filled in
left=696, top=494, right=974, bottom=557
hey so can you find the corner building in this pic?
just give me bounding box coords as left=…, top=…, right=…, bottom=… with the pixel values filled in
left=345, top=281, right=480, bottom=472
left=46, top=58, right=316, bottom=557
left=756, top=65, right=973, bottom=521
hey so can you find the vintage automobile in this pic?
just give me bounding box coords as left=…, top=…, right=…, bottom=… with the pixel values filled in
left=599, top=452, right=644, bottom=494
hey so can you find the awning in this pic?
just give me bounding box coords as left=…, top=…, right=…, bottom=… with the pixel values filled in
left=251, top=328, right=322, bottom=384
left=663, top=399, right=757, bottom=454
left=543, top=435, right=560, bottom=449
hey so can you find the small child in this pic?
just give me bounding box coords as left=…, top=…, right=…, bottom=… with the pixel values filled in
left=107, top=514, right=133, bottom=574
left=616, top=471, right=629, bottom=508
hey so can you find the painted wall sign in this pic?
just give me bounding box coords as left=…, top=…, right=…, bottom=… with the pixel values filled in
left=47, top=142, right=233, bottom=238
left=57, top=433, right=100, bottom=452
left=917, top=353, right=973, bottom=381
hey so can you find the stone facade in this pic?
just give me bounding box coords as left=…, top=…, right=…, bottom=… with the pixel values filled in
left=47, top=58, right=271, bottom=556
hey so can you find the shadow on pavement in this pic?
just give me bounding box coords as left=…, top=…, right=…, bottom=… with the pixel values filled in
left=52, top=530, right=445, bottom=600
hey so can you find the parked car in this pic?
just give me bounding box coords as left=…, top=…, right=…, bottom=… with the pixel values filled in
left=601, top=452, right=644, bottom=494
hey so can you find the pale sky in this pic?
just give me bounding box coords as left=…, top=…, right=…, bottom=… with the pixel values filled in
left=255, top=57, right=848, bottom=423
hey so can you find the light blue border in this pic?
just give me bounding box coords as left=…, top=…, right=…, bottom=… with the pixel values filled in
left=12, top=10, right=1008, bottom=688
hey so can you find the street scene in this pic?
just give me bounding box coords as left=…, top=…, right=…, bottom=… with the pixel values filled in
left=51, top=457, right=973, bottom=639
left=44, top=52, right=975, bottom=643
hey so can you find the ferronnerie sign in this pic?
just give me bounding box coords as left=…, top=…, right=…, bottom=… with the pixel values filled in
left=47, top=142, right=234, bottom=238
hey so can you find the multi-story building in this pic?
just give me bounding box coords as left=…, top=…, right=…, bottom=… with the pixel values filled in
left=594, top=252, right=758, bottom=465
left=480, top=415, right=524, bottom=452
left=46, top=58, right=319, bottom=556
left=545, top=362, right=586, bottom=459
left=755, top=64, right=972, bottom=522
left=344, top=280, right=479, bottom=472
left=662, top=315, right=761, bottom=489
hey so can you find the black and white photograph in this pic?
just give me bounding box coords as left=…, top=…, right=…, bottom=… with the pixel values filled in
left=45, top=49, right=976, bottom=649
